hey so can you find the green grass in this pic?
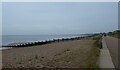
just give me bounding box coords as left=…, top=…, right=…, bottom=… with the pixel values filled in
left=84, top=36, right=102, bottom=68
left=85, top=46, right=100, bottom=68
left=108, top=30, right=120, bottom=39
left=93, top=36, right=102, bottom=49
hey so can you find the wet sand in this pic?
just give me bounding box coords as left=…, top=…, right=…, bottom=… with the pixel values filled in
left=2, top=38, right=98, bottom=68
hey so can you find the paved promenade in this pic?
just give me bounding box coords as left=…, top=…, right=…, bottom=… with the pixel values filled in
left=104, top=36, right=118, bottom=68
left=99, top=36, right=115, bottom=68
left=100, top=36, right=119, bottom=68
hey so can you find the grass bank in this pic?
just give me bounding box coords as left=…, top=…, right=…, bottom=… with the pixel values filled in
left=84, top=36, right=101, bottom=68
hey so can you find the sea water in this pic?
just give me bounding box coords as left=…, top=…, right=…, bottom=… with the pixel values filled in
left=1, top=34, right=87, bottom=50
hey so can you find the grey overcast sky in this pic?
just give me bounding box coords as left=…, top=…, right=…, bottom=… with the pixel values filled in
left=2, top=2, right=118, bottom=35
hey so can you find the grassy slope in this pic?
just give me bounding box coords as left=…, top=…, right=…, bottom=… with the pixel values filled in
left=84, top=36, right=101, bottom=68
left=109, top=30, right=120, bottom=39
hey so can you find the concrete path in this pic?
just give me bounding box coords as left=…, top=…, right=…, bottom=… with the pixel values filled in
left=104, top=36, right=118, bottom=68
left=99, top=36, right=115, bottom=68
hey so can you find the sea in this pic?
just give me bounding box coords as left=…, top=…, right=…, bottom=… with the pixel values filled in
left=1, top=34, right=88, bottom=50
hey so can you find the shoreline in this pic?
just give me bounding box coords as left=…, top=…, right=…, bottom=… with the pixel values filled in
left=2, top=35, right=93, bottom=49
left=2, top=34, right=89, bottom=46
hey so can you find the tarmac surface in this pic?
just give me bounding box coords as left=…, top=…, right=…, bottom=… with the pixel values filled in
left=100, top=36, right=119, bottom=68
left=99, top=36, right=115, bottom=68
left=103, top=36, right=118, bottom=69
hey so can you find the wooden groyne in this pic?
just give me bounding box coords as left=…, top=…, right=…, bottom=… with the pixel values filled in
left=2, top=35, right=94, bottom=48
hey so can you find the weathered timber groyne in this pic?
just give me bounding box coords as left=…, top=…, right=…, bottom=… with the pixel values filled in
left=2, top=35, right=94, bottom=48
